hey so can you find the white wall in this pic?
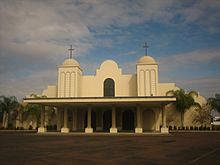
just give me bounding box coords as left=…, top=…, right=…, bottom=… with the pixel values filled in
left=80, top=60, right=137, bottom=97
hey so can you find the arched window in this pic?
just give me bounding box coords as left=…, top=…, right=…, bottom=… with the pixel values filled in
left=104, top=78, right=115, bottom=97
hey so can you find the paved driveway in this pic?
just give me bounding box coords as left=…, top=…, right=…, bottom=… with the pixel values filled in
left=0, top=132, right=220, bottom=165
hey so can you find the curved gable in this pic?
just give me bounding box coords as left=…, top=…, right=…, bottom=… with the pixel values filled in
left=96, top=60, right=122, bottom=77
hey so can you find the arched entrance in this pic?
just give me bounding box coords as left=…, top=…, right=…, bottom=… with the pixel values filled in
left=103, top=110, right=112, bottom=132
left=84, top=111, right=96, bottom=131
left=122, top=110, right=134, bottom=131
left=104, top=78, right=115, bottom=97
left=143, top=110, right=155, bottom=132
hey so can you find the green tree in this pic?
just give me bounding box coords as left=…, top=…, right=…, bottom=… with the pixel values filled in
left=15, top=102, right=26, bottom=128
left=166, top=89, right=201, bottom=127
left=24, top=94, right=48, bottom=127
left=24, top=104, right=42, bottom=127
left=193, top=104, right=212, bottom=127
left=207, top=93, right=220, bottom=113
left=0, top=96, right=19, bottom=128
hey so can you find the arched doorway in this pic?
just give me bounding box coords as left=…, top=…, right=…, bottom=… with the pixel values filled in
left=103, top=110, right=112, bottom=132
left=84, top=111, right=96, bottom=131
left=143, top=110, right=155, bottom=132
left=104, top=78, right=115, bottom=97
left=122, top=110, right=134, bottom=131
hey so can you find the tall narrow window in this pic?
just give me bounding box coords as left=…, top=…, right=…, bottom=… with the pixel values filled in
left=104, top=78, right=115, bottom=97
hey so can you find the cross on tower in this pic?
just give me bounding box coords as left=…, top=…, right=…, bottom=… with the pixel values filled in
left=68, top=45, right=74, bottom=59
left=143, top=42, right=149, bottom=56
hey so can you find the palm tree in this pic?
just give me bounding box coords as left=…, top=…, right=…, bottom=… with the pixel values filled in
left=0, top=96, right=19, bottom=128
left=207, top=93, right=220, bottom=113
left=14, top=102, right=27, bottom=128
left=166, top=89, right=201, bottom=127
left=25, top=94, right=47, bottom=127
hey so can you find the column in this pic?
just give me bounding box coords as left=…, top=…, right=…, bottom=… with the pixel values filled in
left=135, top=106, right=143, bottom=133
left=85, top=107, right=93, bottom=133
left=38, top=106, right=47, bottom=133
left=56, top=108, right=61, bottom=131
left=72, top=109, right=77, bottom=131
left=110, top=106, right=118, bottom=133
left=161, top=105, right=169, bottom=133
left=155, top=109, right=160, bottom=131
left=61, top=107, right=69, bottom=133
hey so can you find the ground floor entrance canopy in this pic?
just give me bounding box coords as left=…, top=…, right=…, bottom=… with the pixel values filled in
left=24, top=96, right=176, bottom=134
left=24, top=96, right=175, bottom=106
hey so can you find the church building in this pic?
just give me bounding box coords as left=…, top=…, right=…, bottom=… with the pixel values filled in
left=24, top=45, right=177, bottom=134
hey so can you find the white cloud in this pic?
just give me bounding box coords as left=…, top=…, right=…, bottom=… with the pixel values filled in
left=0, top=68, right=57, bottom=101
left=0, top=0, right=220, bottom=100
left=159, top=48, right=220, bottom=72
left=170, top=76, right=220, bottom=99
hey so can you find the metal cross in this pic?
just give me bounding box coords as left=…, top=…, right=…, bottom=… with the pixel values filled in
left=143, top=42, right=149, bottom=56
left=68, top=45, right=74, bottom=59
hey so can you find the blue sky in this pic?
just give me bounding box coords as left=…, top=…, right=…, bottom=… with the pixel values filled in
left=0, top=0, right=220, bottom=100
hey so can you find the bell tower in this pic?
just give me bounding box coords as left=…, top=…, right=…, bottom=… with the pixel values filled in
left=136, top=55, right=158, bottom=96
left=57, top=46, right=82, bottom=97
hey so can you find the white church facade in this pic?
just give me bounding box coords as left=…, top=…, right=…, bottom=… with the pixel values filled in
left=24, top=48, right=178, bottom=134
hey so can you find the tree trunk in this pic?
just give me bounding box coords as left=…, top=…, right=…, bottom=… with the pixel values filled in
left=20, top=112, right=23, bottom=128
left=3, top=111, right=9, bottom=128
left=180, top=111, right=184, bottom=127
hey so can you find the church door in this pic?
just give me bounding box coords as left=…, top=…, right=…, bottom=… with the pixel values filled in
left=122, top=110, right=134, bottom=131
left=103, top=110, right=112, bottom=132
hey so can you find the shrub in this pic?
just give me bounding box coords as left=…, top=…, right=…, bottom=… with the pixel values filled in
left=194, top=126, right=198, bottom=130
left=53, top=125, right=57, bottom=130
left=28, top=125, right=33, bottom=130
left=185, top=126, right=189, bottom=130
left=178, top=126, right=181, bottom=130
left=169, top=126, right=172, bottom=130
left=174, top=126, right=177, bottom=130
left=190, top=126, right=193, bottom=130
left=211, top=125, right=215, bottom=130
left=8, top=123, right=13, bottom=129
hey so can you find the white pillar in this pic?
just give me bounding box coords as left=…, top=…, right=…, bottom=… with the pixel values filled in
left=155, top=109, right=160, bottom=131
left=61, top=108, right=69, bottom=133
left=110, top=106, right=118, bottom=133
left=135, top=106, right=143, bottom=133
left=85, top=107, right=93, bottom=133
left=38, top=106, right=47, bottom=133
left=161, top=105, right=169, bottom=133
left=72, top=109, right=77, bottom=131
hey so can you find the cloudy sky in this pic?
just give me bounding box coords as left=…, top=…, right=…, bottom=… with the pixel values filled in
left=0, top=0, right=220, bottom=101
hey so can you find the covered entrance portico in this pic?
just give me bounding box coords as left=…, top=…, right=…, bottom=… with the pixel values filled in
left=24, top=96, right=175, bottom=134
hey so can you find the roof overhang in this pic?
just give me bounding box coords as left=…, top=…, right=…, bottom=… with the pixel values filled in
left=23, top=96, right=176, bottom=108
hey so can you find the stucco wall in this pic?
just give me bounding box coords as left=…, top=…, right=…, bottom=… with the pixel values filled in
left=42, top=85, right=57, bottom=97
left=158, top=83, right=178, bottom=96
left=80, top=60, right=137, bottom=97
